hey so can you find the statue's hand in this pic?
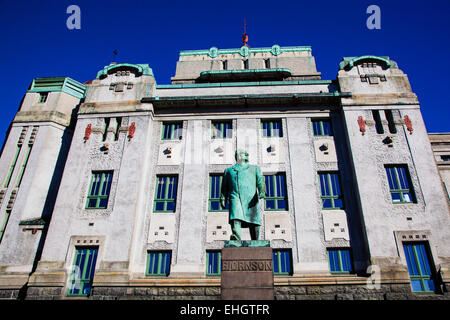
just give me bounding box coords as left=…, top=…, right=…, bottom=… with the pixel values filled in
left=258, top=192, right=265, bottom=199
left=220, top=194, right=227, bottom=209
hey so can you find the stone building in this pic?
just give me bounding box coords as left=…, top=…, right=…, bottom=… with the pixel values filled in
left=0, top=44, right=449, bottom=300
left=429, top=133, right=450, bottom=207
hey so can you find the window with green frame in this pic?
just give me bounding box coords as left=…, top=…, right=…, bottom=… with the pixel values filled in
left=261, top=119, right=283, bottom=137
left=3, top=144, right=21, bottom=188
left=403, top=242, right=437, bottom=293
left=38, top=92, right=48, bottom=103
left=209, top=174, right=229, bottom=212
left=206, top=250, right=221, bottom=276
left=272, top=249, right=292, bottom=275
left=15, top=144, right=32, bottom=188
left=264, top=173, right=288, bottom=211
left=86, top=171, right=113, bottom=209
left=327, top=248, right=353, bottom=274
left=312, top=119, right=332, bottom=136
left=318, top=172, right=344, bottom=209
left=385, top=165, right=416, bottom=204
left=0, top=210, right=11, bottom=244
left=211, top=121, right=232, bottom=139
left=67, top=247, right=98, bottom=296
left=153, top=176, right=178, bottom=212
left=146, top=251, right=171, bottom=276
left=161, top=122, right=183, bottom=140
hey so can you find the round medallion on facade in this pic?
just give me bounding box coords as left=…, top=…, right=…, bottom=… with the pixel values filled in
left=209, top=47, right=218, bottom=58
left=271, top=44, right=281, bottom=56
left=239, top=46, right=249, bottom=57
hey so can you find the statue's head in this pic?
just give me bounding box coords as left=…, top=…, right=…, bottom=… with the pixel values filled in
left=235, top=149, right=249, bottom=163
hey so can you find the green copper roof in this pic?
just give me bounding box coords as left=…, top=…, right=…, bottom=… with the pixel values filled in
left=96, top=63, right=153, bottom=79
left=197, top=68, right=292, bottom=82
left=339, top=55, right=392, bottom=70
left=180, top=45, right=311, bottom=58
left=199, top=68, right=291, bottom=77
left=28, top=77, right=86, bottom=99
left=157, top=79, right=334, bottom=89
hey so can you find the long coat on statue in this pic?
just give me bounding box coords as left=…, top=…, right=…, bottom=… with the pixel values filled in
left=220, top=163, right=266, bottom=227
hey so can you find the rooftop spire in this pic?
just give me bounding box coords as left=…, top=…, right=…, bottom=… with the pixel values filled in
left=242, top=19, right=249, bottom=47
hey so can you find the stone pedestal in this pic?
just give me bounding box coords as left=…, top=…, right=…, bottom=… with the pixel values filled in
left=221, top=240, right=274, bottom=300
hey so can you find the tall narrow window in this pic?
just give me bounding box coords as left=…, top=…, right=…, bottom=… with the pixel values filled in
left=385, top=165, right=415, bottom=203
left=146, top=251, right=171, bottom=276
left=264, top=58, right=271, bottom=69
left=102, top=118, right=110, bottom=142
left=86, top=171, right=113, bottom=209
left=153, top=176, right=178, bottom=212
left=385, top=110, right=397, bottom=134
left=38, top=92, right=48, bottom=103
left=372, top=110, right=384, bottom=134
left=403, top=242, right=437, bottom=293
left=243, top=59, right=249, bottom=70
left=206, top=250, right=222, bottom=276
left=319, top=172, right=344, bottom=209
left=209, top=175, right=228, bottom=211
left=327, top=248, right=353, bottom=273
left=261, top=120, right=283, bottom=138
left=222, top=60, right=228, bottom=70
left=162, top=122, right=183, bottom=140
left=211, top=121, right=232, bottom=139
left=4, top=145, right=21, bottom=188
left=312, top=119, right=333, bottom=136
left=15, top=145, right=32, bottom=188
left=273, top=249, right=292, bottom=275
left=0, top=210, right=11, bottom=244
left=114, top=117, right=122, bottom=141
left=264, top=173, right=288, bottom=211
left=67, top=247, right=98, bottom=296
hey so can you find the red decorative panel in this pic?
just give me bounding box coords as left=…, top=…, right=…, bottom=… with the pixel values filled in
left=357, top=116, right=366, bottom=135
left=128, top=122, right=136, bottom=140
left=84, top=124, right=92, bottom=142
left=404, top=115, right=413, bottom=134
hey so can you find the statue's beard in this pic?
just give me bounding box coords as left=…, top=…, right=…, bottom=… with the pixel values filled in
left=236, top=157, right=248, bottom=164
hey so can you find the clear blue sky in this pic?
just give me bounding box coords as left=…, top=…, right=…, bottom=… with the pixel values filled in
left=0, top=0, right=449, bottom=144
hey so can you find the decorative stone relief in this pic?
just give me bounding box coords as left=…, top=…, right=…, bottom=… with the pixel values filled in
left=271, top=44, right=281, bottom=56
left=208, top=47, right=218, bottom=58
left=358, top=116, right=366, bottom=135
left=206, top=213, right=232, bottom=243
left=109, top=82, right=134, bottom=92
left=261, top=138, right=284, bottom=164
left=404, top=115, right=413, bottom=134
left=314, top=138, right=337, bottom=163
left=357, top=62, right=387, bottom=84
left=84, top=124, right=92, bottom=142
left=394, top=230, right=431, bottom=244
left=127, top=122, right=136, bottom=140
left=0, top=189, right=6, bottom=206
left=209, top=140, right=234, bottom=164
left=239, top=46, right=249, bottom=57
left=148, top=214, right=176, bottom=244
left=158, top=141, right=183, bottom=165
left=264, top=213, right=292, bottom=242
left=322, top=210, right=350, bottom=241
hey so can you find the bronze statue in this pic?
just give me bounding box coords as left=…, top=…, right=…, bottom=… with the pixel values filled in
left=220, top=149, right=265, bottom=240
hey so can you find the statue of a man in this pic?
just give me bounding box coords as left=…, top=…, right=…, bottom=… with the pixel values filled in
left=220, top=149, right=266, bottom=241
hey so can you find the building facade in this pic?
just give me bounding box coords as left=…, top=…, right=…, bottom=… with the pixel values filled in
left=429, top=133, right=450, bottom=208
left=0, top=45, right=449, bottom=300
